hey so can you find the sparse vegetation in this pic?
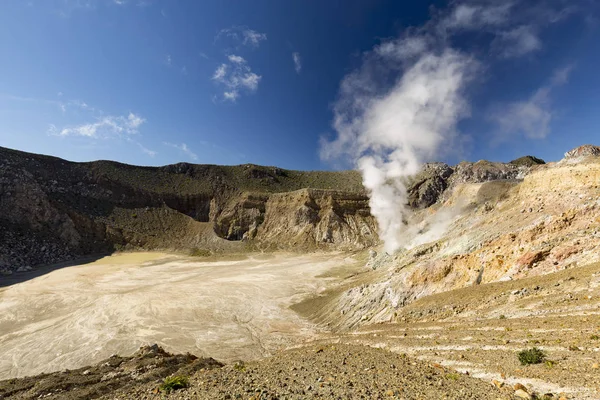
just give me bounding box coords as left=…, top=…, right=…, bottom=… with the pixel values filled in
left=445, top=373, right=460, bottom=381
left=159, top=375, right=189, bottom=393
left=190, top=248, right=211, bottom=257
left=517, top=347, right=546, bottom=365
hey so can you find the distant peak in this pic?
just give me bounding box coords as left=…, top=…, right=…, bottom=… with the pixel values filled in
left=564, top=144, right=600, bottom=159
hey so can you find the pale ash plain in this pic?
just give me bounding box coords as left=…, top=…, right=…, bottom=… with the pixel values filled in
left=0, top=252, right=361, bottom=379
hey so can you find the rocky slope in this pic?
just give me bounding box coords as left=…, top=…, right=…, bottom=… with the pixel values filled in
left=297, top=145, right=600, bottom=332
left=0, top=147, right=370, bottom=274
left=0, top=145, right=543, bottom=275
left=2, top=144, right=600, bottom=399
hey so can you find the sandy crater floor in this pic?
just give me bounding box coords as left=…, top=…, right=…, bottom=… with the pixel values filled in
left=0, top=252, right=357, bottom=379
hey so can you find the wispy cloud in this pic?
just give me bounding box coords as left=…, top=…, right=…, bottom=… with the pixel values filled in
left=493, top=25, right=541, bottom=58
left=0, top=93, right=93, bottom=114
left=489, top=65, right=574, bottom=140
left=137, top=142, right=156, bottom=157
left=164, top=142, right=198, bottom=160
left=165, top=54, right=172, bottom=67
left=215, top=26, right=267, bottom=48
left=292, top=52, right=302, bottom=74
left=242, top=29, right=267, bottom=47
left=51, top=112, right=146, bottom=138
left=228, top=54, right=245, bottom=64
left=212, top=54, right=261, bottom=102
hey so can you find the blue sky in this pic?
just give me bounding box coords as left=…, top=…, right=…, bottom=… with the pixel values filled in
left=0, top=0, right=598, bottom=170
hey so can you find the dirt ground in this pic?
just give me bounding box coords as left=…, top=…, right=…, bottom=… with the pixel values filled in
left=0, top=251, right=362, bottom=379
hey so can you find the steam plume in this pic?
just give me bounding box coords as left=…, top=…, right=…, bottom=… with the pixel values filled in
left=322, top=42, right=476, bottom=253
left=321, top=1, right=585, bottom=253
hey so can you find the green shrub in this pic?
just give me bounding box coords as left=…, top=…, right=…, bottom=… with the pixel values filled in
left=517, top=347, right=546, bottom=365
left=159, top=375, right=189, bottom=393
left=444, top=373, right=460, bottom=381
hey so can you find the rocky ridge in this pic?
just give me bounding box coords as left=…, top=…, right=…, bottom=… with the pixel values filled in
left=0, top=146, right=547, bottom=275
left=298, top=146, right=600, bottom=332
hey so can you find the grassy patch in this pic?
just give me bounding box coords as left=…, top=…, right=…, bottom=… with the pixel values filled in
left=517, top=347, right=546, bottom=365
left=444, top=373, right=460, bottom=381
left=159, top=376, right=189, bottom=393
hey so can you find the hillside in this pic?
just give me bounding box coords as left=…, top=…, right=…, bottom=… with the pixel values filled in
left=2, top=145, right=600, bottom=399
left=0, top=146, right=543, bottom=274
left=0, top=146, right=370, bottom=273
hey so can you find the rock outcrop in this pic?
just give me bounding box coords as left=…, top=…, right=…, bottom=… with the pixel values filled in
left=255, top=189, right=377, bottom=250
left=563, top=144, right=600, bottom=159
left=308, top=145, right=600, bottom=331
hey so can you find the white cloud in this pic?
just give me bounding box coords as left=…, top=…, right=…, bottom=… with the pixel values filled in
left=490, top=65, right=573, bottom=140
left=165, top=54, right=172, bottom=66
left=550, top=64, right=574, bottom=86
left=440, top=2, right=513, bottom=31
left=491, top=88, right=552, bottom=139
left=53, top=112, right=146, bottom=138
left=223, top=91, right=239, bottom=101
left=212, top=55, right=261, bottom=102
left=240, top=72, right=260, bottom=90
left=494, top=25, right=542, bottom=58
left=242, top=29, right=267, bottom=47
left=228, top=54, right=245, bottom=64
left=292, top=52, right=302, bottom=73
left=213, top=64, right=227, bottom=80
left=215, top=26, right=267, bottom=48
left=164, top=142, right=198, bottom=160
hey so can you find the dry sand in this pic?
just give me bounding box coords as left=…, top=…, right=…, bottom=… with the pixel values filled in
left=0, top=252, right=360, bottom=379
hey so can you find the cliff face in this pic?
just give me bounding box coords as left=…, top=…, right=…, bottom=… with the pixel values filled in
left=0, top=147, right=369, bottom=273
left=255, top=189, right=377, bottom=250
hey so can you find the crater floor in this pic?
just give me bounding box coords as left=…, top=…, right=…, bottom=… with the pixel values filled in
left=0, top=251, right=360, bottom=379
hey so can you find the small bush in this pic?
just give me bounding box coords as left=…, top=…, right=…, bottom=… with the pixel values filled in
left=517, top=347, right=546, bottom=365
left=159, top=376, right=189, bottom=393
left=190, top=248, right=211, bottom=257
left=499, top=314, right=506, bottom=319
left=590, top=334, right=599, bottom=340
left=445, top=373, right=460, bottom=381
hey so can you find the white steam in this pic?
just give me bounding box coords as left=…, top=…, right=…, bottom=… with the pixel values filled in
left=322, top=0, right=583, bottom=253
left=323, top=45, right=476, bottom=253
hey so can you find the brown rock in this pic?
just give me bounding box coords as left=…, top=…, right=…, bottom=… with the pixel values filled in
left=515, top=389, right=532, bottom=399
left=514, top=383, right=528, bottom=392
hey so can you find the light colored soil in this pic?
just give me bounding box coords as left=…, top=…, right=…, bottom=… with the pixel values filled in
left=0, top=251, right=362, bottom=379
